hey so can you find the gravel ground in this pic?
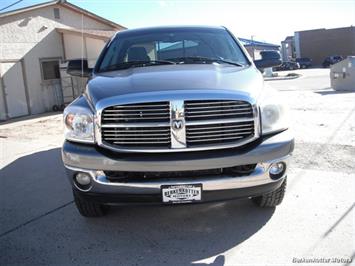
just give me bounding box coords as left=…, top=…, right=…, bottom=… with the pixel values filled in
left=0, top=68, right=354, bottom=266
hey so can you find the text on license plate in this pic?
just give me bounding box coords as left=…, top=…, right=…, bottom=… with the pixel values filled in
left=161, top=184, right=202, bottom=203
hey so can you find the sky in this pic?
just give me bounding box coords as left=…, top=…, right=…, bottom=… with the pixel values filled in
left=1, top=0, right=354, bottom=44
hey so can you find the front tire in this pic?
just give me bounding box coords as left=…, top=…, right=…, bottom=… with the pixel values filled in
left=252, top=178, right=287, bottom=207
left=73, top=190, right=109, bottom=217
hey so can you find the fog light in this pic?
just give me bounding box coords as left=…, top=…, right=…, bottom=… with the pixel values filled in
left=75, top=173, right=91, bottom=185
left=269, top=162, right=286, bottom=180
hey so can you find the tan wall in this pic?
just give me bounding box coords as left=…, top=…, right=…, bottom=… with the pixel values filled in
left=63, top=34, right=107, bottom=68
left=298, top=27, right=355, bottom=65
left=83, top=37, right=106, bottom=67
left=0, top=4, right=116, bottom=116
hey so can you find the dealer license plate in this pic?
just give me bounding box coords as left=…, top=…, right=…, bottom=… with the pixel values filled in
left=161, top=184, right=202, bottom=204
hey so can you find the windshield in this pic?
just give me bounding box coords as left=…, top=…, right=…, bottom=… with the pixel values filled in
left=97, top=29, right=249, bottom=72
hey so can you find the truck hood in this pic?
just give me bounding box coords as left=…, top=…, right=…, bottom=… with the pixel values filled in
left=86, top=64, right=264, bottom=108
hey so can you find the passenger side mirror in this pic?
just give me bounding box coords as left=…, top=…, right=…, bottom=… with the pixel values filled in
left=67, top=59, right=92, bottom=77
left=254, top=51, right=282, bottom=70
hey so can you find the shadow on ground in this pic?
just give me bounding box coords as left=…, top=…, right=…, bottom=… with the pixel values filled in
left=0, top=149, right=275, bottom=266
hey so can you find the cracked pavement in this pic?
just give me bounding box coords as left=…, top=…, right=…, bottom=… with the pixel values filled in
left=0, top=68, right=354, bottom=266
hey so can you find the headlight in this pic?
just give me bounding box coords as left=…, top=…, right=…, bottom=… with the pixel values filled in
left=259, top=87, right=288, bottom=135
left=64, top=106, right=94, bottom=143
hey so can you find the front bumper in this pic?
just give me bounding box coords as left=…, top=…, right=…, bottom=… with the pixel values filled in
left=62, top=130, right=294, bottom=204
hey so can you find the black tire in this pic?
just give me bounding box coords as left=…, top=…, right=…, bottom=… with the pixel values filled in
left=73, top=191, right=109, bottom=217
left=252, top=178, right=287, bottom=207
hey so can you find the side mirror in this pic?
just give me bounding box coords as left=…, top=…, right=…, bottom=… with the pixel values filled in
left=254, top=51, right=282, bottom=70
left=67, top=59, right=92, bottom=77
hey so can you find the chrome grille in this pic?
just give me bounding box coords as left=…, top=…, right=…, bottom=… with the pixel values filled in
left=186, top=121, right=254, bottom=146
left=102, top=102, right=170, bottom=123
left=101, top=126, right=170, bottom=147
left=99, top=99, right=257, bottom=152
left=101, top=102, right=170, bottom=148
left=185, top=100, right=253, bottom=121
left=185, top=100, right=255, bottom=147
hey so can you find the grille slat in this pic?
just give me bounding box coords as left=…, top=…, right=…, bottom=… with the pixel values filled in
left=102, top=116, right=169, bottom=120
left=103, top=133, right=170, bottom=137
left=106, top=137, right=170, bottom=140
left=103, top=129, right=170, bottom=133
left=111, top=104, right=169, bottom=108
left=186, top=107, right=251, bottom=114
left=103, top=112, right=169, bottom=117
left=185, top=111, right=253, bottom=118
left=185, top=101, right=247, bottom=106
left=185, top=104, right=250, bottom=110
left=112, top=141, right=170, bottom=144
left=188, top=132, right=252, bottom=139
left=187, top=128, right=253, bottom=135
left=188, top=124, right=253, bottom=131
left=187, top=136, right=244, bottom=143
left=105, top=108, right=169, bottom=112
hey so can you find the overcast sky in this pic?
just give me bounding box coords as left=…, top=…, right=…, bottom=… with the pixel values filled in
left=1, top=0, right=354, bottom=44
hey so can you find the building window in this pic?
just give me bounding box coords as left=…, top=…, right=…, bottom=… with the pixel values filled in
left=54, top=8, right=60, bottom=19
left=41, top=60, right=60, bottom=80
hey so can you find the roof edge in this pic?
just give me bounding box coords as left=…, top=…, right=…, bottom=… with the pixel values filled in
left=59, top=1, right=126, bottom=30
left=0, top=0, right=126, bottom=30
left=0, top=0, right=58, bottom=17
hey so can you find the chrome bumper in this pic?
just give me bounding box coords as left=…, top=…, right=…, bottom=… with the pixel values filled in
left=63, top=130, right=293, bottom=202
left=65, top=156, right=289, bottom=195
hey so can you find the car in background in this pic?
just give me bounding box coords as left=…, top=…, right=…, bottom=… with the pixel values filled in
left=296, top=58, right=312, bottom=68
left=273, top=61, right=300, bottom=71
left=322, top=55, right=343, bottom=68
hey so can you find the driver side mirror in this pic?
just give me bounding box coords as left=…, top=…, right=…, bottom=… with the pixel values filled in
left=254, top=51, right=282, bottom=70
left=66, top=59, right=92, bottom=77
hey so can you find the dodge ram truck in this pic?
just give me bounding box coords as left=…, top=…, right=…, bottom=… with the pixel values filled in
left=62, top=26, right=294, bottom=217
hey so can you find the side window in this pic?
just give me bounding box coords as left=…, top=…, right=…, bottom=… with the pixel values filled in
left=123, top=43, right=156, bottom=62
left=100, top=42, right=120, bottom=69
left=157, top=40, right=199, bottom=59
left=41, top=60, right=60, bottom=80
left=157, top=41, right=183, bottom=59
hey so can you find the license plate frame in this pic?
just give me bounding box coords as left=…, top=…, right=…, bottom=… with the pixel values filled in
left=161, top=184, right=202, bottom=204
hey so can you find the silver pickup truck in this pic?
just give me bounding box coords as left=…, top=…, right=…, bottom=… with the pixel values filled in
left=62, top=26, right=294, bottom=217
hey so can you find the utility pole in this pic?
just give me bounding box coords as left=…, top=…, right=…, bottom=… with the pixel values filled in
left=251, top=35, right=255, bottom=60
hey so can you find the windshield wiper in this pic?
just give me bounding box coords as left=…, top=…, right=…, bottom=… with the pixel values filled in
left=215, top=58, right=244, bottom=67
left=100, top=60, right=176, bottom=72
left=168, top=56, right=244, bottom=67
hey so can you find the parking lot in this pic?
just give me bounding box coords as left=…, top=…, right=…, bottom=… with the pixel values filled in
left=0, top=68, right=354, bottom=266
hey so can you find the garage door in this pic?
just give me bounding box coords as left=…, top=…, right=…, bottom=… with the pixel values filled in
left=0, top=61, right=29, bottom=118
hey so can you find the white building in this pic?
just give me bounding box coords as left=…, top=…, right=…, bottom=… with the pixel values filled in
left=0, top=0, right=125, bottom=120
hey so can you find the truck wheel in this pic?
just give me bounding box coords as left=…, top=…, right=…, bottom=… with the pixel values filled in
left=73, top=191, right=109, bottom=217
left=252, top=178, right=287, bottom=207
